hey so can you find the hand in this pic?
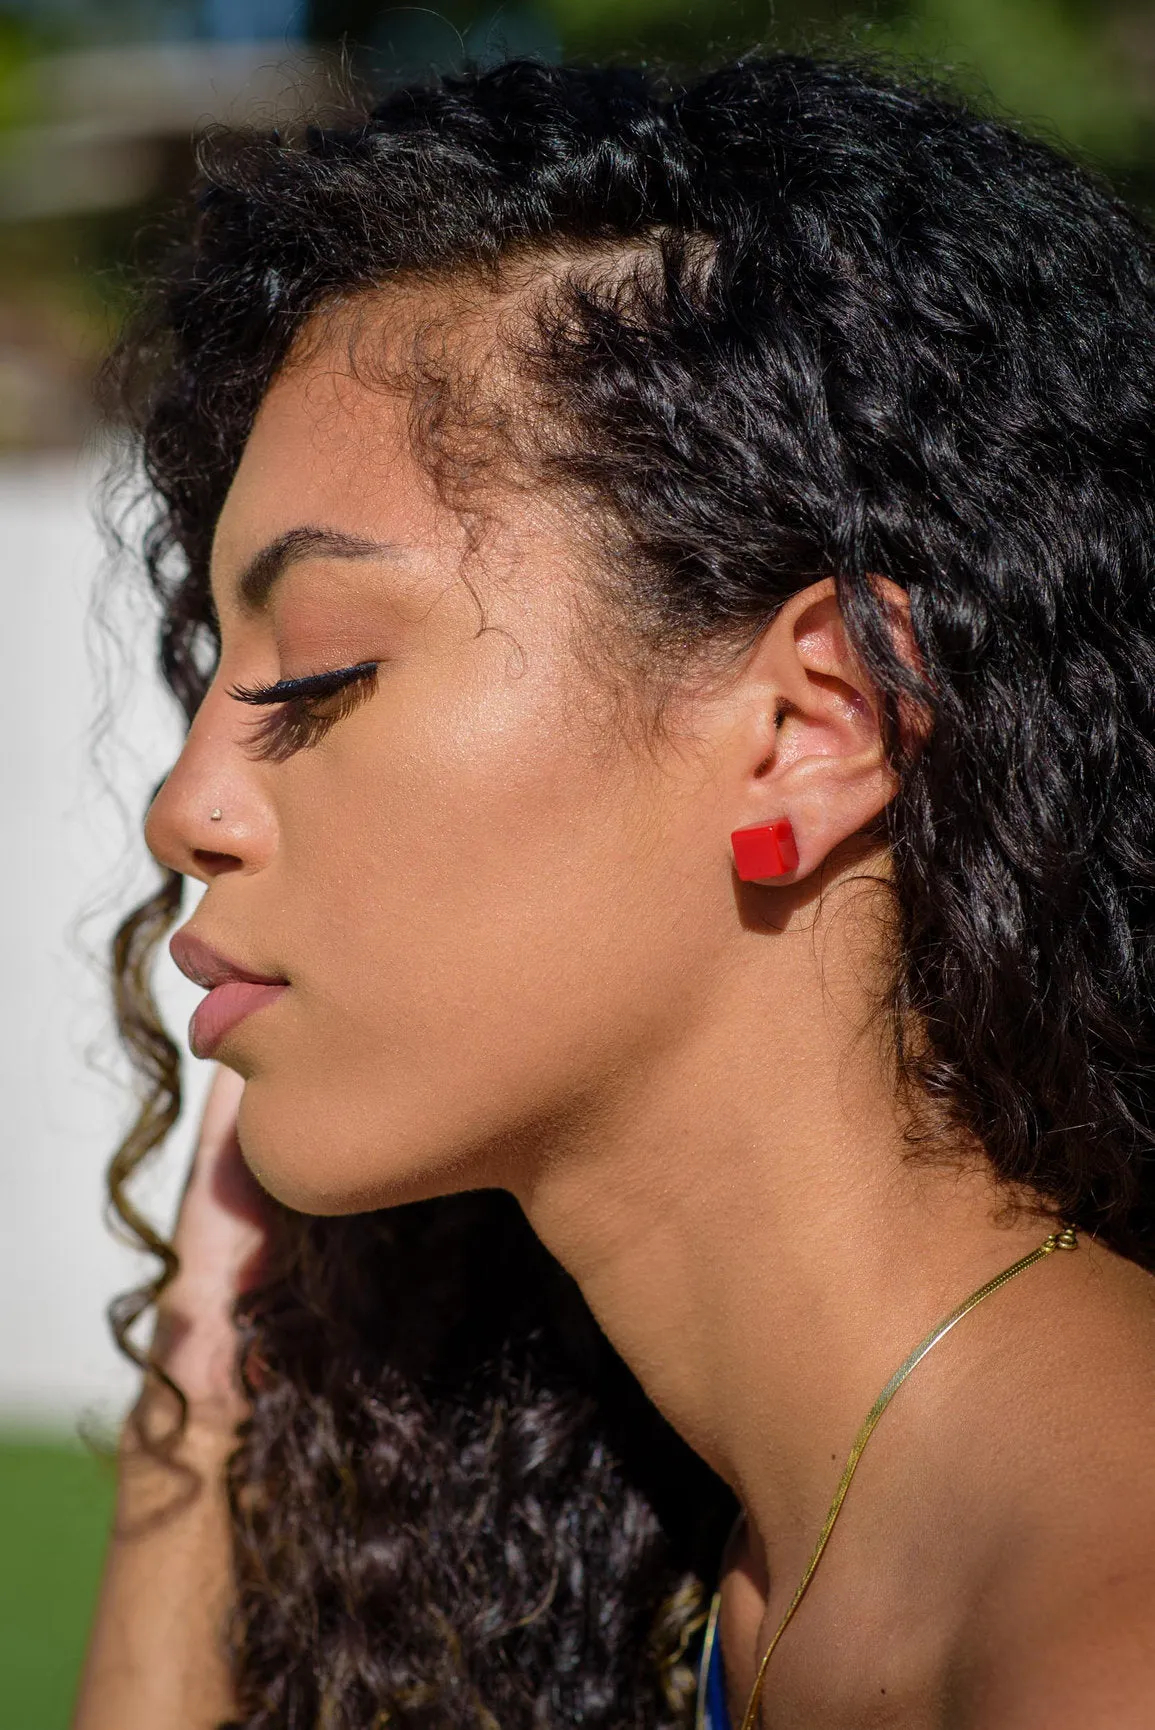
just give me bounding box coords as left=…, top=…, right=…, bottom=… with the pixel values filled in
left=85, top=1070, right=256, bottom=1727
left=146, top=1063, right=274, bottom=1431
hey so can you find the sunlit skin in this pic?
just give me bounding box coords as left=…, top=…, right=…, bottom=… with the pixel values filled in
left=145, top=296, right=1155, bottom=1729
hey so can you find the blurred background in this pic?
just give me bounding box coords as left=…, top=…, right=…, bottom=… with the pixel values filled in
left=2, top=0, right=1154, bottom=1723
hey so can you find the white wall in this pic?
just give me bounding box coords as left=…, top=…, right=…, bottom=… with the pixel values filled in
left=0, top=454, right=211, bottom=1433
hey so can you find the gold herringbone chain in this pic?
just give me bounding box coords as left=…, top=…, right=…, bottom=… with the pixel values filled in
left=694, top=1225, right=1079, bottom=1730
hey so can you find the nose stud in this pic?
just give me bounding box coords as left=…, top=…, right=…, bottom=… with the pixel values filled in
left=210, top=808, right=223, bottom=822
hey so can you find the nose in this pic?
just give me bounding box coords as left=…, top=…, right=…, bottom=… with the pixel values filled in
left=144, top=681, right=276, bottom=884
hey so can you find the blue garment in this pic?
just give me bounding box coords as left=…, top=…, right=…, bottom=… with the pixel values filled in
left=702, top=1611, right=732, bottom=1730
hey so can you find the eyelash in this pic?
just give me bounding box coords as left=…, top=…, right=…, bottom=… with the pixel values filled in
left=226, top=661, right=380, bottom=762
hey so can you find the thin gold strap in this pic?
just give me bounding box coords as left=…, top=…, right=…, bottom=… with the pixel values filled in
left=736, top=1224, right=1078, bottom=1730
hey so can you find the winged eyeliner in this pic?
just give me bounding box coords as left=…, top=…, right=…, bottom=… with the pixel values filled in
left=227, top=660, right=380, bottom=706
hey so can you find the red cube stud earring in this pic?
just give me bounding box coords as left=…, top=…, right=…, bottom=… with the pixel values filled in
left=730, top=818, right=799, bottom=881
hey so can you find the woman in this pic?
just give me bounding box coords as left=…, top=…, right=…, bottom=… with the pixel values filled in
left=76, top=52, right=1155, bottom=1730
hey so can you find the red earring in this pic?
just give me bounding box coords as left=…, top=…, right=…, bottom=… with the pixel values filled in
left=730, top=818, right=799, bottom=881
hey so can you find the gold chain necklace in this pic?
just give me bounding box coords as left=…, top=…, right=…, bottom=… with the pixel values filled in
left=694, top=1224, right=1079, bottom=1730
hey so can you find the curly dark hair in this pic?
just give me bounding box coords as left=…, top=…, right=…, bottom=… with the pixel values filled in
left=104, top=51, right=1155, bottom=1729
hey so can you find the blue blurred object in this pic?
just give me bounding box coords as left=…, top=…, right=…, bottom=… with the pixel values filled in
left=2, top=0, right=303, bottom=44
left=201, top=0, right=303, bottom=40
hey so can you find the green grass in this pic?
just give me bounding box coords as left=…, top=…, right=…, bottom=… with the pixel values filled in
left=0, top=1435, right=117, bottom=1730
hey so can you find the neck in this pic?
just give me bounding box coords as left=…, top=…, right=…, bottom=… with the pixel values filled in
left=512, top=873, right=1054, bottom=1592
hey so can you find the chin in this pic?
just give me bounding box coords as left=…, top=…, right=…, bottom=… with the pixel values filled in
left=233, top=1071, right=475, bottom=1217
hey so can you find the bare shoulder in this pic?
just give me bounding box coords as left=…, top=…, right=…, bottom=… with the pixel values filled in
left=974, top=1563, right=1155, bottom=1730
left=967, top=1237, right=1155, bottom=1729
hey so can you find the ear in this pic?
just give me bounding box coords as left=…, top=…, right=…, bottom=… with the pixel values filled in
left=723, top=577, right=903, bottom=884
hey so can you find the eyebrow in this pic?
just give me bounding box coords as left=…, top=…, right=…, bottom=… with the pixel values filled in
left=233, top=526, right=398, bottom=613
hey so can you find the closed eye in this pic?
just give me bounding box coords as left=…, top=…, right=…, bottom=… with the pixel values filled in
left=226, top=660, right=380, bottom=762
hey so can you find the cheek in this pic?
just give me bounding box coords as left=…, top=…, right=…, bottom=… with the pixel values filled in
left=238, top=650, right=722, bottom=1211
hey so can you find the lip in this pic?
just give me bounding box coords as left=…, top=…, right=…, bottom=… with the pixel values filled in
left=169, top=927, right=289, bottom=1060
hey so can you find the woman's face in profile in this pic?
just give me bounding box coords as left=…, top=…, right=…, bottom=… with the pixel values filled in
left=146, top=302, right=741, bottom=1213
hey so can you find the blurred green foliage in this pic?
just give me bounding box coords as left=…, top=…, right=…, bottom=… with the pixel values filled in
left=302, top=0, right=1155, bottom=215
left=872, top=0, right=1145, bottom=164
left=3, top=0, right=1149, bottom=177
left=0, top=1438, right=116, bottom=1730
left=0, top=12, right=36, bottom=134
